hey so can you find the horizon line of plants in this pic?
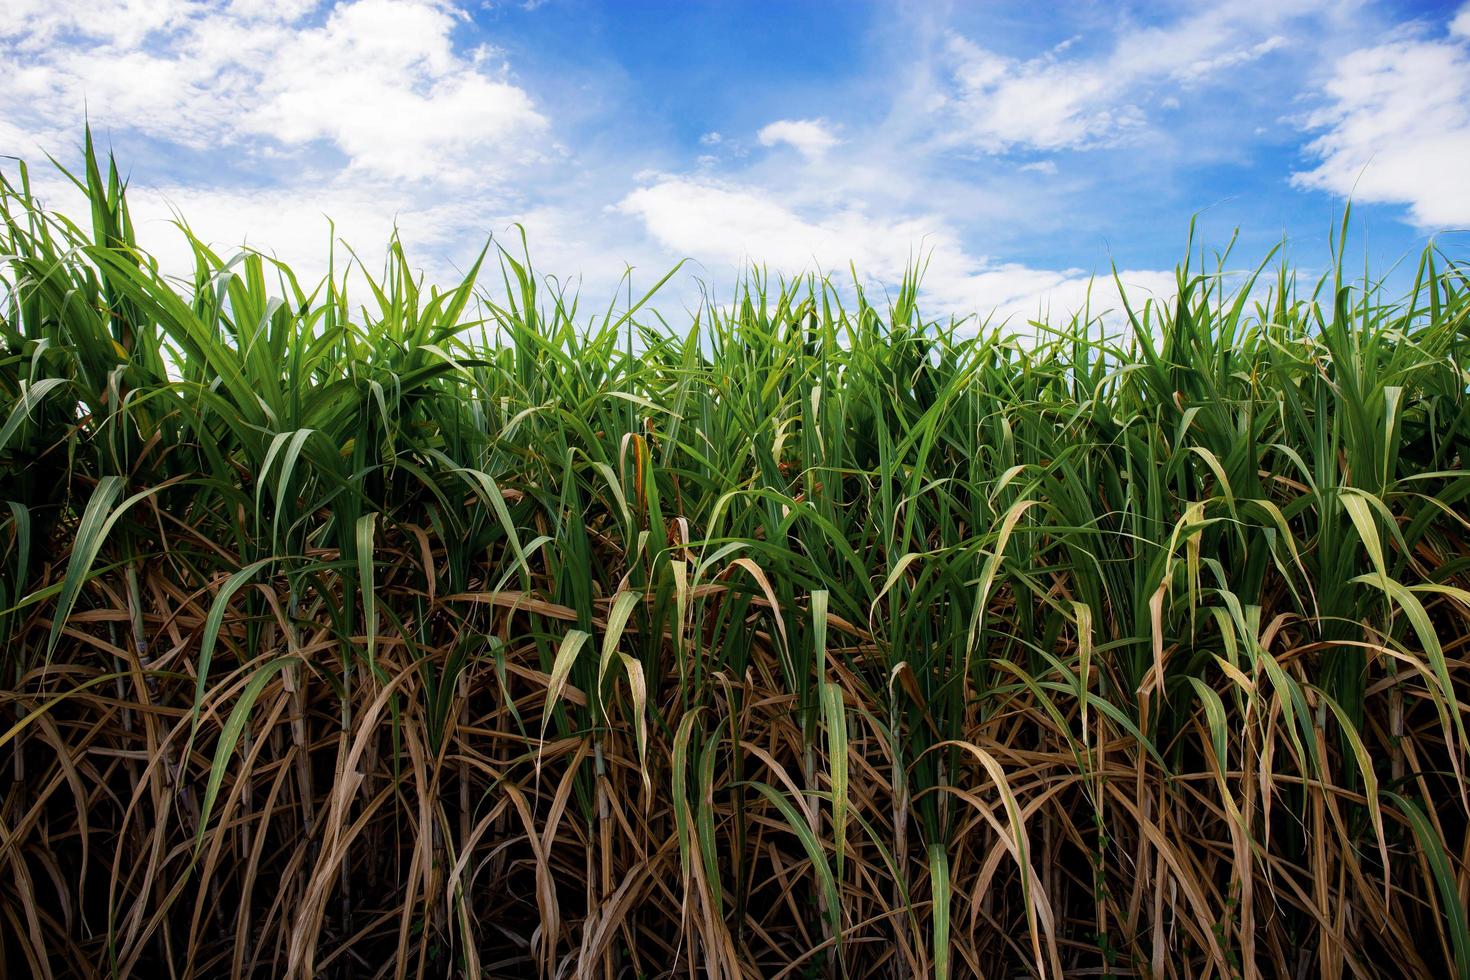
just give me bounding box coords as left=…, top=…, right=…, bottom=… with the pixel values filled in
left=3, top=133, right=1470, bottom=978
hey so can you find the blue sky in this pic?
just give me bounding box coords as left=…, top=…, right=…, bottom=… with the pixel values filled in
left=3, top=0, right=1468, bottom=325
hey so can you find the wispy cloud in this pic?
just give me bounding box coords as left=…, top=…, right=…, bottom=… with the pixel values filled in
left=1171, top=35, right=1287, bottom=84
left=939, top=5, right=1312, bottom=154
left=1292, top=4, right=1470, bottom=228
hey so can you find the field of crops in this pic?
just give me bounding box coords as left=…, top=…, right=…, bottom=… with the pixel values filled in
left=3, top=140, right=1469, bottom=978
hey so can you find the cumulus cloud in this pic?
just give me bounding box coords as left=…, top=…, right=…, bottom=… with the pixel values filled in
left=616, top=177, right=1173, bottom=327
left=0, top=0, right=548, bottom=184
left=757, top=118, right=840, bottom=159
left=0, top=0, right=559, bottom=288
left=1292, top=6, right=1470, bottom=228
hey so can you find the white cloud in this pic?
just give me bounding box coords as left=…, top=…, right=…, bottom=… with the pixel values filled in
left=1018, top=160, right=1058, bottom=175
left=1172, top=35, right=1287, bottom=83
left=0, top=0, right=548, bottom=184
left=944, top=35, right=1143, bottom=152
left=0, top=0, right=564, bottom=297
left=757, top=118, right=840, bottom=159
left=1292, top=7, right=1470, bottom=228
left=255, top=2, right=546, bottom=183
left=1454, top=5, right=1470, bottom=38
left=942, top=5, right=1309, bottom=153
left=616, top=176, right=1173, bottom=327
left=1, top=0, right=214, bottom=50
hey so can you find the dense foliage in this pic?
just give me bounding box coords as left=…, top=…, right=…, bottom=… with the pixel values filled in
left=3, top=139, right=1470, bottom=978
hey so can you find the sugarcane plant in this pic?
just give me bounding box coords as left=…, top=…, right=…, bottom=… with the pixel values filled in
left=2, top=135, right=1469, bottom=979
